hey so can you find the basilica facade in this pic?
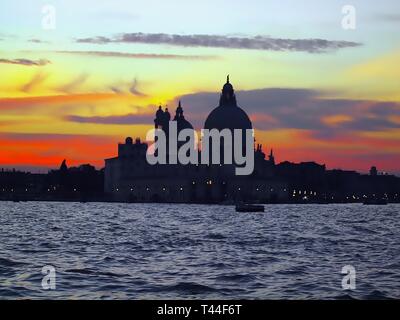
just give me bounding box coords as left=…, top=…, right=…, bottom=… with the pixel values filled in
left=104, top=78, right=288, bottom=203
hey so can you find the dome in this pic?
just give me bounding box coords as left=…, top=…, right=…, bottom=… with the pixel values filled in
left=174, top=100, right=194, bottom=131
left=176, top=116, right=194, bottom=131
left=205, top=106, right=252, bottom=130
left=204, top=77, right=252, bottom=131
left=125, top=137, right=133, bottom=145
left=222, top=82, right=233, bottom=93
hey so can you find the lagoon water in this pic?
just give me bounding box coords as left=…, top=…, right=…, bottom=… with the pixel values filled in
left=0, top=202, right=399, bottom=299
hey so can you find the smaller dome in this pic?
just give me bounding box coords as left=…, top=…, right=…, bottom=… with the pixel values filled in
left=173, top=100, right=194, bottom=131
left=223, top=82, right=233, bottom=92
left=222, top=75, right=234, bottom=97
left=176, top=117, right=194, bottom=131
left=125, top=137, right=133, bottom=145
left=156, top=106, right=164, bottom=118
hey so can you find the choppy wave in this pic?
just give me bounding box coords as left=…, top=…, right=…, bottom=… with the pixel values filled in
left=0, top=202, right=399, bottom=299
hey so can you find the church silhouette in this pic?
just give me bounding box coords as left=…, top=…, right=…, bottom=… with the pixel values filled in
left=105, top=77, right=278, bottom=203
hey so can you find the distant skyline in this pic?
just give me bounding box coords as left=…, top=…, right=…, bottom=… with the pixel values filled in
left=0, top=0, right=399, bottom=174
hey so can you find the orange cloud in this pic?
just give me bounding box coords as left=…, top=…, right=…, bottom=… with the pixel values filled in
left=250, top=113, right=278, bottom=125
left=322, top=114, right=353, bottom=126
left=0, top=93, right=118, bottom=111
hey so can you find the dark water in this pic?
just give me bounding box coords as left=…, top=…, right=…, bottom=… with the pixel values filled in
left=0, top=202, right=399, bottom=299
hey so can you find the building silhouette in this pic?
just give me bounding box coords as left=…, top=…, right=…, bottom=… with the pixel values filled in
left=1, top=77, right=399, bottom=204
left=104, top=77, right=282, bottom=203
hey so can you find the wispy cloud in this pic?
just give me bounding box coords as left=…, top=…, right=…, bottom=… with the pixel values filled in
left=108, top=77, right=148, bottom=96
left=110, top=86, right=123, bottom=95
left=21, top=72, right=48, bottom=92
left=28, top=38, right=50, bottom=44
left=129, top=78, right=147, bottom=97
left=76, top=33, right=361, bottom=53
left=55, top=50, right=216, bottom=60
left=56, top=74, right=89, bottom=93
left=0, top=58, right=51, bottom=66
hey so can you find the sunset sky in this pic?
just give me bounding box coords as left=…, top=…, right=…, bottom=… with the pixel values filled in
left=0, top=0, right=399, bottom=173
